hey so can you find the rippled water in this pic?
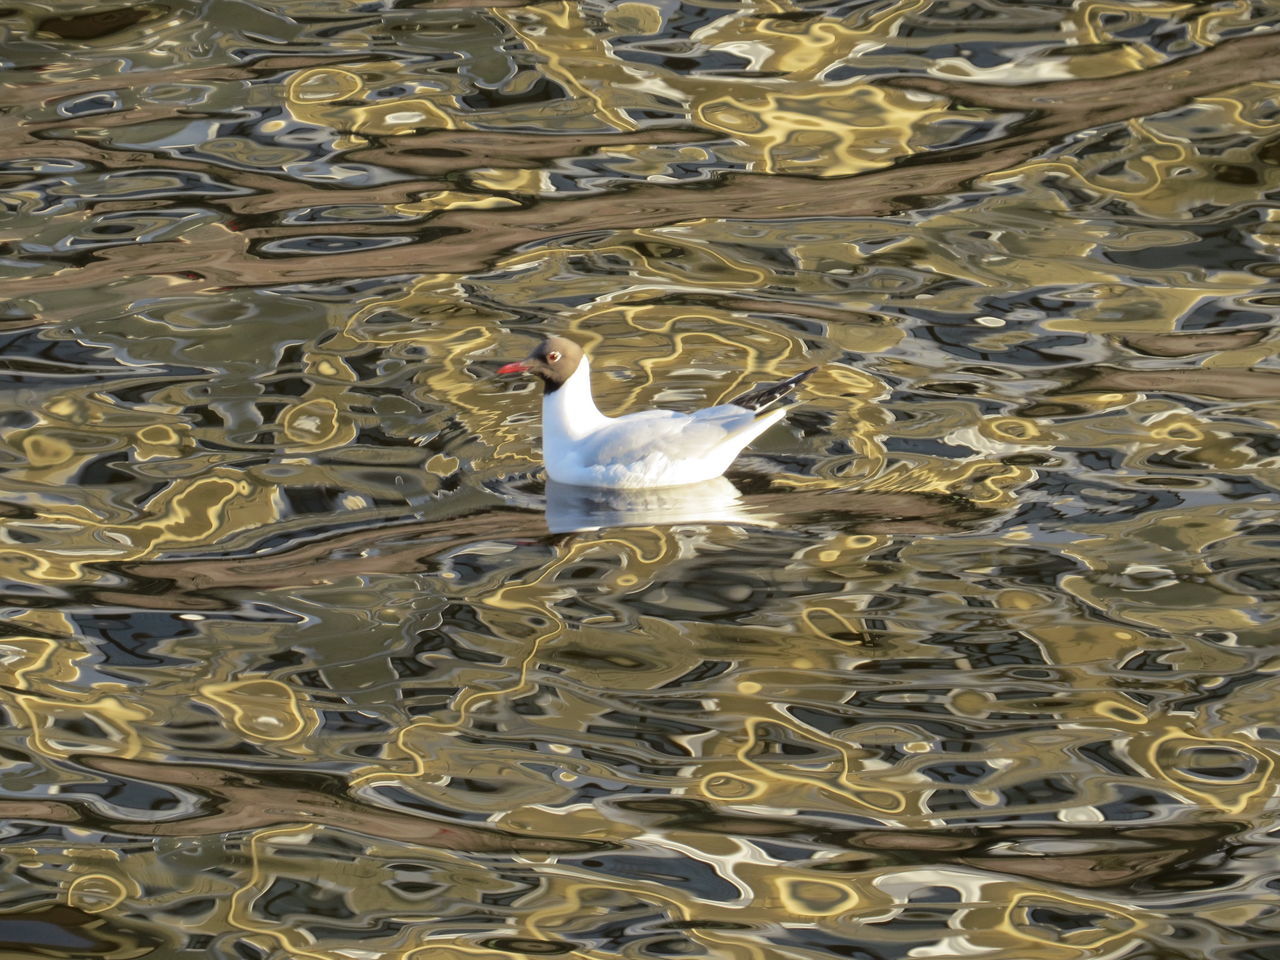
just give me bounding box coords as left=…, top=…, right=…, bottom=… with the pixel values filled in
left=3, top=1, right=1280, bottom=957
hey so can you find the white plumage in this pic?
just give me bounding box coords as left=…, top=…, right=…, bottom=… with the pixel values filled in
left=542, top=355, right=786, bottom=487
left=499, top=337, right=816, bottom=490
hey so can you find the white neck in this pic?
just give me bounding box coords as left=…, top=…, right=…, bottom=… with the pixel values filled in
left=542, top=356, right=609, bottom=455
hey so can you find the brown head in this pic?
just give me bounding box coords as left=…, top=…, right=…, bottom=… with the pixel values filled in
left=497, top=336, right=584, bottom=393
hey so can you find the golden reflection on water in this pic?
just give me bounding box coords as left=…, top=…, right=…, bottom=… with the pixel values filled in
left=2, top=0, right=1280, bottom=957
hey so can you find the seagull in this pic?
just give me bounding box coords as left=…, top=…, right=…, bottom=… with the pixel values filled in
left=497, top=336, right=817, bottom=489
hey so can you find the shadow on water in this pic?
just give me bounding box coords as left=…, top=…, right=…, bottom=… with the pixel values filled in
left=542, top=476, right=997, bottom=535
left=542, top=478, right=768, bottom=534
left=105, top=472, right=998, bottom=606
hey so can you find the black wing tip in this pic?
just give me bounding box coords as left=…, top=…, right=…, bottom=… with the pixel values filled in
left=729, top=365, right=821, bottom=411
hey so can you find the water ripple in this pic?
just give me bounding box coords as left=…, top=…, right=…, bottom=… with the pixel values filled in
left=3, top=1, right=1280, bottom=958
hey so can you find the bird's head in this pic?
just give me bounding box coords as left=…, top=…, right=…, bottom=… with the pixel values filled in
left=497, top=336, right=584, bottom=393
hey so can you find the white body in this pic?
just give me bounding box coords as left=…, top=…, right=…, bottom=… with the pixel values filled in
left=540, top=356, right=785, bottom=489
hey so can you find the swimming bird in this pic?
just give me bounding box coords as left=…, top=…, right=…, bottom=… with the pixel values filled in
left=497, top=336, right=817, bottom=489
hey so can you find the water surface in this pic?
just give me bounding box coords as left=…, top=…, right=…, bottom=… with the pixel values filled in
left=2, top=1, right=1280, bottom=958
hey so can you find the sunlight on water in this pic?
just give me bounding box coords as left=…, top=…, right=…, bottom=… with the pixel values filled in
left=2, top=0, right=1280, bottom=958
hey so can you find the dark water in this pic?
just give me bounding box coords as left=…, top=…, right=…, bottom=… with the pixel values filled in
left=2, top=1, right=1280, bottom=957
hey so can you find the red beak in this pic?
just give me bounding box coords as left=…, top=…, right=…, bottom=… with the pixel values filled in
left=497, top=361, right=529, bottom=375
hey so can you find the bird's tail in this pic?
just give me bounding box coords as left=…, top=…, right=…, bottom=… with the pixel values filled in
left=728, top=366, right=819, bottom=412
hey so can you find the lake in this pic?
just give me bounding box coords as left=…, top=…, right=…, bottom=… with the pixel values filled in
left=2, top=1, right=1279, bottom=958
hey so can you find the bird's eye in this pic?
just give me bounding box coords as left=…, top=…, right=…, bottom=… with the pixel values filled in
left=547, top=351, right=561, bottom=363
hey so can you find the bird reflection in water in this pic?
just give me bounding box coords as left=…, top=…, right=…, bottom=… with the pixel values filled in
left=543, top=477, right=775, bottom=533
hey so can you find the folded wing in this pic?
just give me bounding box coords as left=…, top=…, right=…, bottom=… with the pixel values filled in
left=579, top=404, right=781, bottom=471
